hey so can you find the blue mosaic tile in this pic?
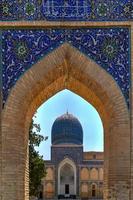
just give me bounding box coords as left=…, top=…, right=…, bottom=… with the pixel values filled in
left=0, top=0, right=133, bottom=21
left=2, top=28, right=130, bottom=108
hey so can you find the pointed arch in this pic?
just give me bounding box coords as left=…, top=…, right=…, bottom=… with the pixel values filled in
left=58, top=158, right=77, bottom=195
left=80, top=168, right=89, bottom=180
left=45, top=168, right=54, bottom=181
left=2, top=43, right=130, bottom=200
left=90, top=168, right=98, bottom=180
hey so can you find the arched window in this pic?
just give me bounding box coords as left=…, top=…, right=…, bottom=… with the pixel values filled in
left=45, top=168, right=54, bottom=180
left=81, top=183, right=88, bottom=193
left=80, top=168, right=89, bottom=180
left=90, top=168, right=98, bottom=180
left=81, top=183, right=88, bottom=198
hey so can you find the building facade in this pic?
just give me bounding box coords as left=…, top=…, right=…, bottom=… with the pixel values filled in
left=42, top=112, right=103, bottom=199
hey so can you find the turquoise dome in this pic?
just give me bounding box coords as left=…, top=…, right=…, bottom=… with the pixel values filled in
left=51, top=112, right=83, bottom=145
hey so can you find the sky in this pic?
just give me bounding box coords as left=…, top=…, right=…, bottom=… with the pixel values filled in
left=34, top=89, right=104, bottom=160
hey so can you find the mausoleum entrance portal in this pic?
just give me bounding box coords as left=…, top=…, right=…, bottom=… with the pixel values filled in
left=58, top=158, right=76, bottom=197
left=2, top=43, right=131, bottom=200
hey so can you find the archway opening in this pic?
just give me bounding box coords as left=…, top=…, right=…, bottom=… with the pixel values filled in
left=33, top=89, right=104, bottom=199
left=60, top=164, right=75, bottom=195
left=34, top=89, right=104, bottom=159
left=58, top=158, right=77, bottom=198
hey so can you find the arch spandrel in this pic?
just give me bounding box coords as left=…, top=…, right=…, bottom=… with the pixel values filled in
left=3, top=43, right=129, bottom=121
left=2, top=28, right=130, bottom=107
left=2, top=43, right=130, bottom=200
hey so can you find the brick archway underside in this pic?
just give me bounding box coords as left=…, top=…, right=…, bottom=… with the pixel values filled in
left=2, top=44, right=130, bottom=200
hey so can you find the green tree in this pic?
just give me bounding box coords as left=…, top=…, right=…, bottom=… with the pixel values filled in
left=29, top=117, right=48, bottom=197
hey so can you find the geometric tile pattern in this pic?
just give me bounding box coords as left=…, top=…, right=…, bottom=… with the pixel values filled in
left=2, top=28, right=130, bottom=107
left=1, top=0, right=133, bottom=21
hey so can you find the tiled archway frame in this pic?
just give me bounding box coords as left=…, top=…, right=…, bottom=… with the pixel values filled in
left=2, top=27, right=130, bottom=107
left=2, top=43, right=130, bottom=200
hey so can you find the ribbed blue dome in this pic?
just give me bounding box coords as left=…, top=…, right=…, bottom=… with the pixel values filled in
left=51, top=112, right=83, bottom=145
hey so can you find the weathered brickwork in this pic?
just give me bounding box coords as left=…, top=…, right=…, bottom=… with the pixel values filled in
left=104, top=182, right=130, bottom=200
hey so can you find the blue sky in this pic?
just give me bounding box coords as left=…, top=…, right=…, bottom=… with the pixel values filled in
left=34, top=89, right=104, bottom=160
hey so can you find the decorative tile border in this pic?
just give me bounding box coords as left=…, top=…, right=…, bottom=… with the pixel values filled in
left=1, top=0, right=133, bottom=21
left=2, top=28, right=130, bottom=107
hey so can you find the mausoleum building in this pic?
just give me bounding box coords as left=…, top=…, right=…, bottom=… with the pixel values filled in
left=42, top=112, right=104, bottom=199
